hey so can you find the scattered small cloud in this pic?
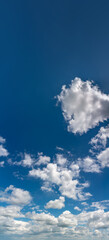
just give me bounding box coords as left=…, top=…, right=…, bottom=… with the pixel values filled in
left=74, top=206, right=81, bottom=211
left=90, top=125, right=109, bottom=150
left=0, top=145, right=8, bottom=157
left=45, top=196, right=65, bottom=209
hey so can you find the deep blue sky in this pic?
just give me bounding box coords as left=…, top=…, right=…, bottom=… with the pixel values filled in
left=0, top=0, right=109, bottom=156
left=0, top=1, right=109, bottom=239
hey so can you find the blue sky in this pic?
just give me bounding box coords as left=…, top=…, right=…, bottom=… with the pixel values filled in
left=0, top=0, right=109, bottom=239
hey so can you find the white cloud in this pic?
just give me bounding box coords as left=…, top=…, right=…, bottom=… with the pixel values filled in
left=29, top=163, right=61, bottom=185
left=56, top=146, right=64, bottom=151
left=0, top=205, right=24, bottom=218
left=78, top=157, right=101, bottom=173
left=8, top=152, right=50, bottom=168
left=0, top=202, right=109, bottom=239
left=10, top=153, right=34, bottom=168
left=74, top=206, right=81, bottom=211
left=57, top=78, right=109, bottom=134
left=97, top=147, right=109, bottom=168
left=58, top=210, right=77, bottom=228
left=91, top=200, right=109, bottom=210
left=70, top=163, right=80, bottom=177
left=45, top=196, right=65, bottom=209
left=21, top=153, right=34, bottom=167
left=77, top=147, right=109, bottom=173
left=56, top=154, right=67, bottom=166
left=41, top=182, right=53, bottom=192
left=90, top=125, right=109, bottom=150
left=0, top=136, right=6, bottom=144
left=36, top=153, right=51, bottom=166
left=81, top=202, right=88, bottom=206
left=0, top=161, right=4, bottom=167
left=0, top=185, right=32, bottom=206
left=29, top=162, right=91, bottom=201
left=0, top=145, right=8, bottom=157
left=26, top=211, right=58, bottom=225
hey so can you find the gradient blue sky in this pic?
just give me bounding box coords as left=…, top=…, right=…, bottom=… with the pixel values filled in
left=0, top=0, right=109, bottom=239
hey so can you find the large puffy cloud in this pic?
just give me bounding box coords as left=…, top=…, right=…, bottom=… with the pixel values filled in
left=45, top=196, right=65, bottom=209
left=0, top=186, right=32, bottom=237
left=57, top=210, right=77, bottom=228
left=26, top=211, right=58, bottom=225
left=0, top=205, right=24, bottom=218
left=29, top=161, right=91, bottom=201
left=57, top=78, right=109, bottom=134
left=0, top=205, right=30, bottom=236
left=0, top=185, right=32, bottom=206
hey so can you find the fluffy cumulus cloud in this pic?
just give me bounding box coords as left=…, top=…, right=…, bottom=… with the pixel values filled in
left=0, top=204, right=109, bottom=240
left=8, top=152, right=50, bottom=168
left=29, top=157, right=91, bottom=201
left=0, top=186, right=33, bottom=238
left=36, top=152, right=51, bottom=166
left=0, top=185, right=32, bottom=206
left=45, top=196, right=65, bottom=209
left=56, top=154, right=67, bottom=166
left=77, top=146, right=109, bottom=173
left=1, top=79, right=109, bottom=240
left=78, top=156, right=101, bottom=173
left=8, top=153, right=34, bottom=168
left=21, top=153, right=34, bottom=167
left=57, top=78, right=109, bottom=134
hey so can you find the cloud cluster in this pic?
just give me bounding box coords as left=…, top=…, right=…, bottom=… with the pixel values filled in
left=57, top=78, right=109, bottom=134
left=80, top=146, right=109, bottom=173
left=0, top=201, right=109, bottom=240
left=8, top=152, right=51, bottom=168
left=1, top=78, right=109, bottom=239
left=78, top=156, right=101, bottom=173
left=29, top=154, right=91, bottom=201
